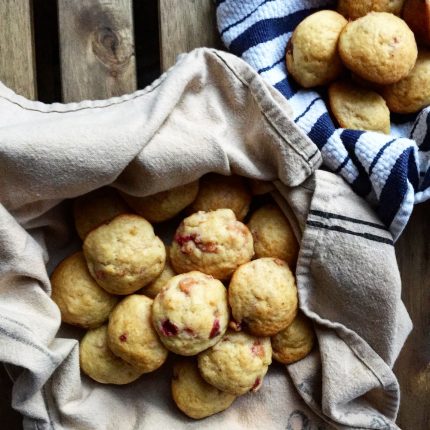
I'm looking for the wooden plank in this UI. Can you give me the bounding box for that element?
[0,2,36,426]
[0,0,37,99]
[158,0,220,71]
[394,201,430,429]
[57,0,136,102]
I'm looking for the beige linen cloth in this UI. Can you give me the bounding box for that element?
[0,48,411,430]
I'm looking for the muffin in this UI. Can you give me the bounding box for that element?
[338,12,418,85]
[83,214,165,295]
[152,271,229,355]
[329,81,391,133]
[247,204,299,268]
[248,179,275,196]
[383,50,430,113]
[228,258,298,336]
[190,174,252,221]
[73,187,129,240]
[172,360,236,419]
[271,312,315,364]
[141,246,176,299]
[403,0,430,47]
[79,325,142,384]
[338,0,405,20]
[51,252,118,328]
[170,209,254,280]
[198,330,272,395]
[107,295,168,373]
[286,10,347,88]
[122,181,199,223]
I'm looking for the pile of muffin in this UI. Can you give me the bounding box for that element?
[51,175,315,419]
[286,0,430,134]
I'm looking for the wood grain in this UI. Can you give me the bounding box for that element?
[394,201,430,430]
[0,0,37,99]
[158,0,220,71]
[57,0,136,102]
[0,2,36,426]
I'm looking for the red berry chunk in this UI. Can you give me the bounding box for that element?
[95,270,105,280]
[251,341,265,358]
[119,333,127,342]
[174,233,218,253]
[198,241,217,253]
[251,377,261,391]
[179,278,196,294]
[209,319,220,339]
[174,233,197,247]
[160,319,179,336]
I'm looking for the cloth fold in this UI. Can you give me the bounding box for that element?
[0,48,410,430]
[216,0,430,240]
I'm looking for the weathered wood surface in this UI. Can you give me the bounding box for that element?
[158,0,220,70]
[0,1,36,427]
[0,1,428,429]
[0,0,36,99]
[394,201,430,430]
[57,0,136,102]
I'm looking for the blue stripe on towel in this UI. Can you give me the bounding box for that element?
[378,149,412,226]
[274,77,298,100]
[220,0,273,35]
[308,113,335,150]
[341,130,372,197]
[419,115,430,152]
[258,57,284,74]
[369,139,396,175]
[295,97,322,122]
[229,9,318,56]
[217,0,430,240]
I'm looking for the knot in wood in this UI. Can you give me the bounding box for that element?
[91,25,132,72]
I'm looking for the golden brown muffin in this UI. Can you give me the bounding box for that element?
[228,258,298,337]
[190,174,252,221]
[141,246,176,299]
[271,312,315,364]
[83,214,165,295]
[247,204,299,268]
[152,271,229,356]
[171,209,254,280]
[328,81,391,134]
[51,252,118,329]
[121,181,199,223]
[198,330,272,395]
[383,50,430,113]
[248,179,275,195]
[402,0,430,47]
[79,325,143,384]
[107,295,168,373]
[73,187,129,240]
[286,10,347,88]
[338,0,405,19]
[172,360,236,419]
[338,12,418,85]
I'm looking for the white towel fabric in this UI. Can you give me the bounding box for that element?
[0,48,411,430]
[216,0,430,241]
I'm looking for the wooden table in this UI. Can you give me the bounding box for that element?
[0,1,428,429]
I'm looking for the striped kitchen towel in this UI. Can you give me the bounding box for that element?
[216,0,430,240]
